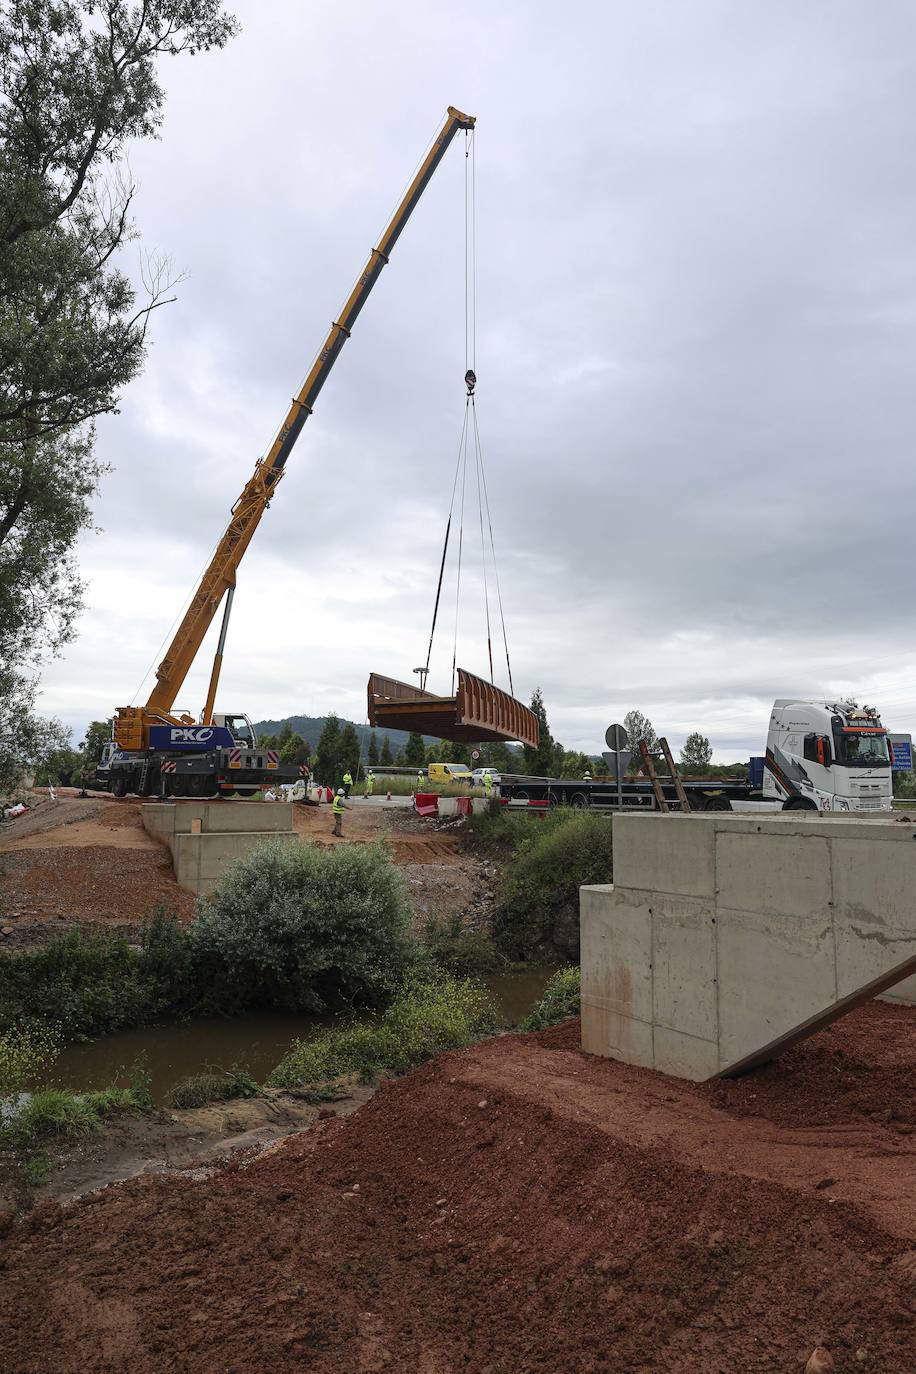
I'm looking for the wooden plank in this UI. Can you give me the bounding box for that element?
[639,741,668,812]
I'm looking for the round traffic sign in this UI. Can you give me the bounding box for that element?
[471,749,480,760]
[605,723,628,752]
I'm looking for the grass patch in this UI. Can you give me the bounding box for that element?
[519,967,581,1031]
[167,1066,259,1110]
[267,974,497,1089]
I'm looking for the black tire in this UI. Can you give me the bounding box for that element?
[703,794,732,812]
[110,774,128,799]
[569,792,589,809]
[783,796,816,811]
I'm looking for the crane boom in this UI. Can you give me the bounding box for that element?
[115,106,474,751]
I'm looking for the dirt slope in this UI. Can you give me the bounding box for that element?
[2,1010,914,1373]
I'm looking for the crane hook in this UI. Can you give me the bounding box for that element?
[465,369,476,395]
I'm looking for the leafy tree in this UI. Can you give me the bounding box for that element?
[379,735,393,766]
[79,719,113,771]
[258,732,278,750]
[0,0,237,787]
[339,723,361,779]
[279,732,310,767]
[367,731,379,766]
[522,688,558,777]
[425,745,439,767]
[680,732,712,773]
[624,709,658,769]
[404,732,426,768]
[0,664,68,791]
[277,721,294,748]
[560,750,593,779]
[34,742,82,786]
[314,714,342,787]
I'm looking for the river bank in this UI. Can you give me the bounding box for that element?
[2,1005,914,1373]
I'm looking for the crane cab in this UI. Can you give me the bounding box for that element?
[210,713,258,748]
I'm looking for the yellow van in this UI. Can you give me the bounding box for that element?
[426,762,473,785]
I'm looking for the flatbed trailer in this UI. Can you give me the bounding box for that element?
[498,772,763,812]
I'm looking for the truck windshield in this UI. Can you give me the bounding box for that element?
[833,731,890,767]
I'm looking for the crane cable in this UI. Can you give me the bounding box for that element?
[423,127,515,696]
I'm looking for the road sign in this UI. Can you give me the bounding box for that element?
[471,749,480,760]
[605,723,628,752]
[890,734,913,771]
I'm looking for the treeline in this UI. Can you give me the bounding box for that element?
[260,692,749,789]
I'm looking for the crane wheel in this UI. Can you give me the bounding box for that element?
[111,775,128,799]
[569,792,589,808]
[703,795,732,812]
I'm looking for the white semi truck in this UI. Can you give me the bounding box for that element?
[498,698,894,812]
[761,699,892,812]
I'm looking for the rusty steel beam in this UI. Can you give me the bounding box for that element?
[367,669,539,748]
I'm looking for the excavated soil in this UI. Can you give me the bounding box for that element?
[2,1009,914,1373]
[0,796,491,942]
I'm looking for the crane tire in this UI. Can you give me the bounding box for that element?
[703,795,732,812]
[111,775,128,799]
[569,792,589,808]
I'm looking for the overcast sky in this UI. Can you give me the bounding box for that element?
[37,0,916,760]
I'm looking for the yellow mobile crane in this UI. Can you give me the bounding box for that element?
[102,107,476,799]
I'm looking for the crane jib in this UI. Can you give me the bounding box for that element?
[268,114,469,476]
[139,106,474,719]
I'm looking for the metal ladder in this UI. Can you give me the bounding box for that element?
[637,738,692,813]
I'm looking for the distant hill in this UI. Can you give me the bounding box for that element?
[252,714,432,753]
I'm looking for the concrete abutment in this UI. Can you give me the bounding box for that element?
[581,813,916,1081]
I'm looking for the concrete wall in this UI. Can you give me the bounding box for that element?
[141,800,292,839]
[141,801,296,897]
[581,813,916,1081]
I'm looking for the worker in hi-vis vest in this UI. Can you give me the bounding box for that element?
[342,769,353,797]
[332,788,348,836]
[364,769,375,798]
[484,771,493,797]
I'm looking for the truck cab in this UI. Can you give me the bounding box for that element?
[764,699,892,812]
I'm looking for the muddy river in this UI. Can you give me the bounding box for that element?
[52,969,557,1104]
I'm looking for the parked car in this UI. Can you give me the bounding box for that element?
[471,768,501,786]
[427,762,473,785]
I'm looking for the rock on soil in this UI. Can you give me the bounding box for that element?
[1,1009,914,1373]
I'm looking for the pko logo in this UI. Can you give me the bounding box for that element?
[170,728,213,743]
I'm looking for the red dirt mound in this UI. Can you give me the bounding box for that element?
[1,1009,914,1373]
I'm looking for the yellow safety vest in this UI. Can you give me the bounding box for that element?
[332,794,345,815]
[343,773,353,785]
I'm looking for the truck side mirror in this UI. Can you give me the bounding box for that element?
[817,737,831,768]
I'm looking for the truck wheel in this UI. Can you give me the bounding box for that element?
[783,797,816,811]
[703,795,732,812]
[111,774,128,799]
[569,792,589,808]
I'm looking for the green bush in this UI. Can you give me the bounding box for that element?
[0,910,192,1041]
[519,966,581,1030]
[189,839,415,1015]
[168,1066,259,1110]
[492,813,613,960]
[420,912,507,977]
[268,974,497,1089]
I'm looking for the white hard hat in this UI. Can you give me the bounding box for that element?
[337,787,344,795]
